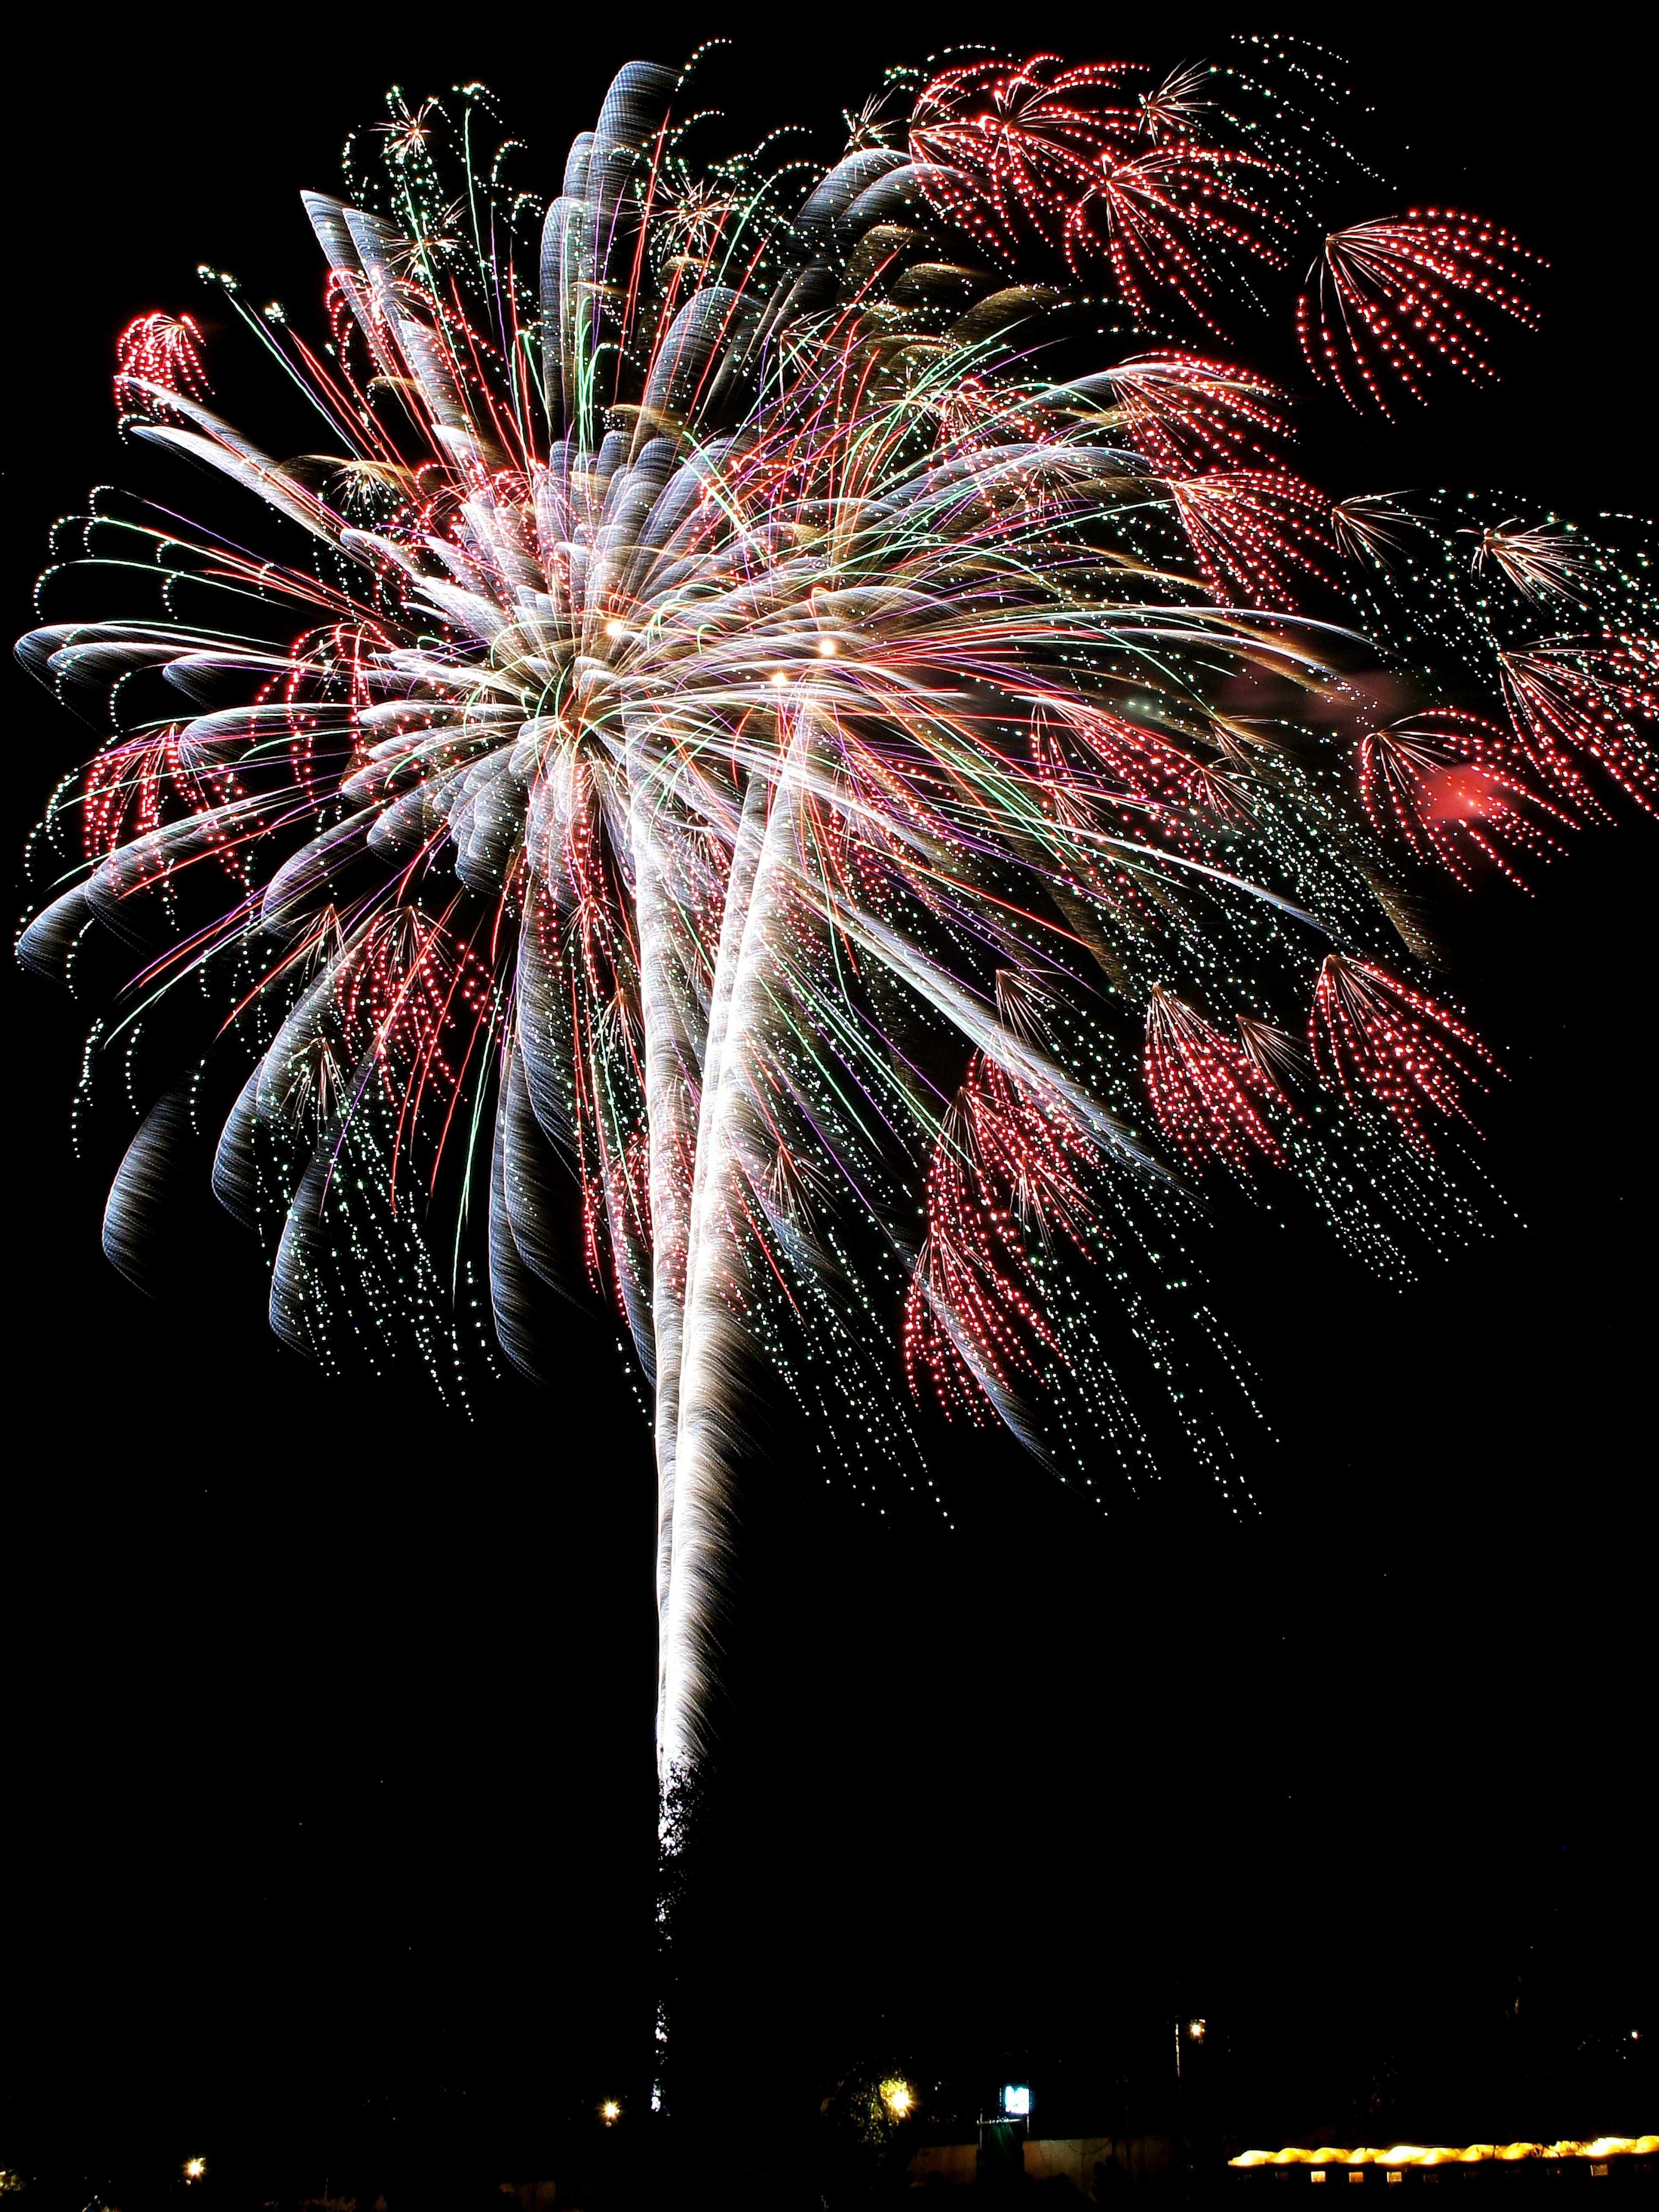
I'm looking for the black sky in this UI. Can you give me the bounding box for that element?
[4,8,1653,2201]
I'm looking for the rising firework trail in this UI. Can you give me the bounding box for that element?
[16,47,1656,1817]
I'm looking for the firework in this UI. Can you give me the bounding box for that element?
[16,50,1657,1786]
[906,54,1287,307]
[1297,210,1540,412]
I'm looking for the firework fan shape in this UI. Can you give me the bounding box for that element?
[16,48,1657,1781]
[1298,211,1540,412]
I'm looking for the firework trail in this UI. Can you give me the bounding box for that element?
[16,49,1657,1784]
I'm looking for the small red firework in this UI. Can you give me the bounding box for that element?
[1029,697,1249,840]
[909,55,1142,248]
[1500,638,1659,813]
[1067,143,1283,315]
[339,909,494,1131]
[1086,352,1291,475]
[83,729,205,862]
[114,311,210,416]
[905,1054,1092,1414]
[1144,987,1282,1173]
[1310,955,1491,1141]
[1358,709,1572,885]
[1297,210,1538,413]
[1166,467,1331,606]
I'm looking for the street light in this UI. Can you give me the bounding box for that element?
[881,2079,914,2120]
[600,2101,621,2126]
[182,2161,207,2184]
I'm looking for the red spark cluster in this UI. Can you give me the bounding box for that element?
[1092,352,1292,475]
[1297,211,1540,412]
[1144,988,1283,1173]
[1358,710,1572,886]
[1166,467,1331,606]
[114,311,210,415]
[1501,639,1659,815]
[905,1056,1093,1414]
[908,55,1283,309]
[1310,956,1491,1144]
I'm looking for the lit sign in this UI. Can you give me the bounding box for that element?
[1002,2085,1032,2118]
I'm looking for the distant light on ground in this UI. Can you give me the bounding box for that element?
[1230,2138,1659,2168]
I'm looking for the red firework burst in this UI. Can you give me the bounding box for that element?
[909,54,1284,310]
[340,910,493,1109]
[115,311,210,416]
[1500,638,1659,814]
[1027,697,1249,843]
[1297,210,1539,412]
[1310,955,1491,1141]
[1084,351,1291,475]
[83,728,221,864]
[1144,987,1283,1173]
[1358,709,1573,885]
[905,1054,1092,1414]
[1166,468,1331,606]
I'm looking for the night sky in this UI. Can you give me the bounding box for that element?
[5,9,1653,2205]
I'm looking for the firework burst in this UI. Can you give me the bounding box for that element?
[15,49,1657,1787]
[1298,209,1540,412]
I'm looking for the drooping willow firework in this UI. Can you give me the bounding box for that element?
[16,47,1657,1780]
